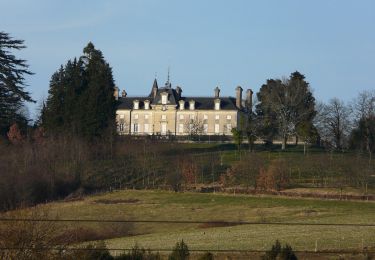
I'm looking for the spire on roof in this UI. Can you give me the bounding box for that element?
[165,67,171,88]
[153,78,158,89]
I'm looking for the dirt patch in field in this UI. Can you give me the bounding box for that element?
[94,198,140,204]
[198,221,241,229]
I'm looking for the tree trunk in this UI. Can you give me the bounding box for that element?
[281,135,287,150]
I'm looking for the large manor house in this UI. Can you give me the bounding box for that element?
[115,78,253,136]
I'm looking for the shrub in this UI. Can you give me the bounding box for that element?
[115,244,160,260]
[169,240,190,260]
[262,240,297,260]
[198,252,214,260]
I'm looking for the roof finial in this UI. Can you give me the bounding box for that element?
[167,66,170,84]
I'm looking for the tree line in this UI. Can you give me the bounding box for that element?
[1,31,374,156]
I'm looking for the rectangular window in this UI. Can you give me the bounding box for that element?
[226,115,231,120]
[133,124,139,133]
[161,123,167,134]
[215,124,220,134]
[179,123,184,133]
[162,95,167,105]
[144,124,149,133]
[215,115,220,120]
[226,124,232,133]
[203,124,208,134]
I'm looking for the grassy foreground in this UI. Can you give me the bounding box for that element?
[25,189,375,253]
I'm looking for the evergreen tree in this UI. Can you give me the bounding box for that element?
[42,42,116,139]
[0,31,34,136]
[79,42,116,139]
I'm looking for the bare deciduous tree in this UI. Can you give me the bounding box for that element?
[315,98,352,150]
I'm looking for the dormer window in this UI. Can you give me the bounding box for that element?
[161,92,168,105]
[179,100,185,110]
[214,98,220,110]
[133,100,139,110]
[144,100,150,110]
[189,100,195,110]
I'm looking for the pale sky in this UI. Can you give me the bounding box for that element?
[2,0,375,119]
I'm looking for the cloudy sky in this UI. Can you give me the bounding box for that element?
[2,0,375,118]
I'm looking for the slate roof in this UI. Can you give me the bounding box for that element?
[117,79,239,111]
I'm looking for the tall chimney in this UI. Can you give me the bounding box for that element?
[235,86,243,109]
[214,86,220,98]
[246,89,253,112]
[114,86,119,100]
[176,86,182,98]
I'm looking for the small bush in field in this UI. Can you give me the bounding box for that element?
[262,240,297,260]
[115,244,160,260]
[198,252,214,260]
[169,240,190,260]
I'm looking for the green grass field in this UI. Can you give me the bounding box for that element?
[25,189,375,254]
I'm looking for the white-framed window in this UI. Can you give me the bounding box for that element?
[162,94,167,105]
[119,123,124,132]
[215,124,220,134]
[215,115,220,120]
[179,114,184,120]
[226,124,232,133]
[144,124,149,133]
[179,123,184,133]
[203,124,208,134]
[134,114,139,120]
[203,114,208,120]
[133,123,139,133]
[226,115,231,120]
[145,114,149,120]
[161,123,167,134]
[133,100,139,110]
[144,101,150,110]
[161,114,166,120]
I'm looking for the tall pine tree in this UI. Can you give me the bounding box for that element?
[42,42,116,139]
[0,32,34,136]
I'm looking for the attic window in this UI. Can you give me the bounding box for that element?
[161,93,168,105]
[144,100,150,110]
[133,100,139,110]
[214,98,220,110]
[189,100,195,110]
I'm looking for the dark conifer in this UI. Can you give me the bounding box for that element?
[0,32,34,136]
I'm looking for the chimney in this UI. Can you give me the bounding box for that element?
[176,86,182,98]
[114,86,119,100]
[214,86,220,98]
[121,90,127,97]
[235,86,243,109]
[246,89,253,112]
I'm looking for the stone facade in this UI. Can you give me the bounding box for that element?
[115,79,252,136]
